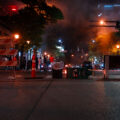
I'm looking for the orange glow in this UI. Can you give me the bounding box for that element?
[100,20,104,25]
[47,0,55,7]
[14,34,20,39]
[116,45,120,49]
[11,8,17,11]
[47,54,50,58]
[64,69,67,74]
[81,56,83,58]
[44,52,47,55]
[63,69,67,75]
[71,54,74,57]
[65,64,68,67]
[26,40,30,44]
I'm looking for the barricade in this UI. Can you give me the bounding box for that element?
[67,67,92,79]
[52,61,64,79]
[0,36,18,79]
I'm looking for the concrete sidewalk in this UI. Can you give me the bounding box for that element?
[0,71,52,82]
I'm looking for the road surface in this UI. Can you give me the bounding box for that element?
[0,72,120,120]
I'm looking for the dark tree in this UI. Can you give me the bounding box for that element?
[0,0,63,51]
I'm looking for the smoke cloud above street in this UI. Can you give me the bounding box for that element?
[45,0,98,51]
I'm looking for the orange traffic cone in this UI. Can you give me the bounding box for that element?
[32,51,36,78]
[13,56,17,61]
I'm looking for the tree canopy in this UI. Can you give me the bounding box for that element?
[0,0,64,51]
[89,31,120,56]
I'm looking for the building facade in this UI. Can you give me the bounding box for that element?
[97,0,120,19]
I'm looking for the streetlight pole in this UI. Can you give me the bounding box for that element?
[26,40,30,70]
[116,44,120,55]
[13,33,20,68]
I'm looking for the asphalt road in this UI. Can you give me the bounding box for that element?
[0,73,120,120]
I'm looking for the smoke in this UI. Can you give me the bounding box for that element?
[45,0,98,52]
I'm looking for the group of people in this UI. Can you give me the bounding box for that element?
[20,55,54,71]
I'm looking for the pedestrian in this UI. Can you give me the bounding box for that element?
[38,57,42,70]
[44,55,47,71]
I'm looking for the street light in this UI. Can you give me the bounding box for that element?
[26,40,30,44]
[47,54,50,58]
[116,44,120,55]
[92,40,96,43]
[25,40,31,70]
[116,44,120,49]
[71,54,74,57]
[14,34,20,39]
[100,20,105,25]
[58,39,62,43]
[44,52,47,56]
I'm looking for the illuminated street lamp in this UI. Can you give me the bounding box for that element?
[71,54,74,57]
[100,20,104,25]
[14,34,20,39]
[47,54,50,58]
[116,44,120,54]
[85,53,88,56]
[92,40,96,43]
[116,44,120,49]
[44,52,47,56]
[26,40,30,44]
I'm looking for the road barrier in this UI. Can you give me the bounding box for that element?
[0,36,18,79]
[67,68,92,79]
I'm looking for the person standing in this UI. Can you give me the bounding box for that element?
[38,57,41,70]
[44,55,47,71]
[50,55,54,64]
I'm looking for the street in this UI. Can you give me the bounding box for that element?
[0,72,120,120]
[1,0,120,120]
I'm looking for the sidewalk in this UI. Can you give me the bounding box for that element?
[0,71,52,82]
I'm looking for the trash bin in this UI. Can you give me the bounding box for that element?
[67,67,92,79]
[67,68,73,79]
[80,68,92,79]
[52,61,64,79]
[52,69,62,79]
[67,68,80,79]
